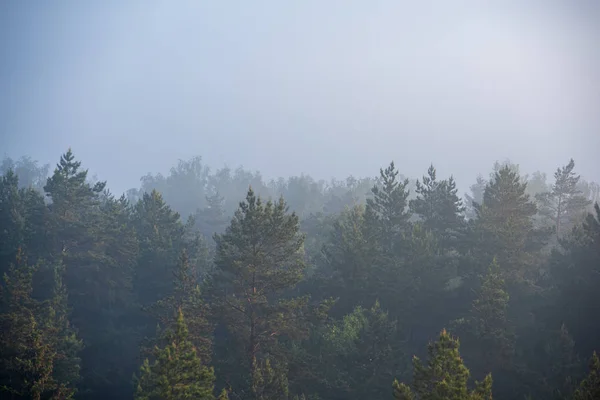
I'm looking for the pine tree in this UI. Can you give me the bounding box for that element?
[135,308,217,400]
[542,324,580,399]
[213,187,311,399]
[132,189,189,308]
[0,250,81,399]
[195,190,228,239]
[410,164,466,250]
[392,329,493,400]
[45,150,142,399]
[147,249,213,362]
[549,203,600,365]
[47,259,83,399]
[251,357,290,400]
[571,352,600,400]
[473,166,549,283]
[469,259,513,370]
[464,175,487,221]
[322,205,378,312]
[365,161,411,253]
[536,159,591,239]
[317,301,399,400]
[0,170,50,276]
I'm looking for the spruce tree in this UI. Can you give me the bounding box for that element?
[213,187,311,399]
[135,308,217,400]
[392,329,493,400]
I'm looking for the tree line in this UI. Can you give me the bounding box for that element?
[0,149,599,399]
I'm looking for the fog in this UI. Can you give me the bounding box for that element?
[3,4,600,399]
[1,1,599,194]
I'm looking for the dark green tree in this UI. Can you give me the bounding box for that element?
[0,170,51,276]
[315,301,400,400]
[146,249,213,362]
[212,187,311,399]
[135,308,218,400]
[410,165,466,250]
[549,203,600,359]
[44,150,141,399]
[321,205,378,313]
[0,250,81,400]
[473,166,549,284]
[571,352,600,400]
[392,329,493,400]
[132,189,189,308]
[470,259,513,368]
[365,161,411,253]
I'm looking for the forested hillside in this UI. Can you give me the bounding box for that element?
[1,150,599,400]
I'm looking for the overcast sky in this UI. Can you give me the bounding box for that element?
[1,1,599,195]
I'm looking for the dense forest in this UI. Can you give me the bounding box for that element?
[0,149,599,400]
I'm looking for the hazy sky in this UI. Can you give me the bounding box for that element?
[1,1,599,195]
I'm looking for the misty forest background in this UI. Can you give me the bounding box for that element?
[1,150,599,400]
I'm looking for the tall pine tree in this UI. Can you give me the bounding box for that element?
[212,187,311,399]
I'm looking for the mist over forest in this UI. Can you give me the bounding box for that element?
[2,1,600,400]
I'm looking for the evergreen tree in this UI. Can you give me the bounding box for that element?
[251,357,290,400]
[212,187,311,399]
[410,164,466,250]
[315,301,400,400]
[321,205,378,313]
[469,259,514,369]
[365,161,411,253]
[0,250,81,399]
[464,175,487,221]
[133,189,188,308]
[135,308,217,400]
[571,352,600,400]
[392,329,493,400]
[542,324,580,399]
[537,159,591,239]
[549,203,600,359]
[473,166,549,284]
[147,249,213,362]
[0,170,50,276]
[45,150,140,399]
[195,190,229,239]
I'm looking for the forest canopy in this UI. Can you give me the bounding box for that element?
[1,150,599,400]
